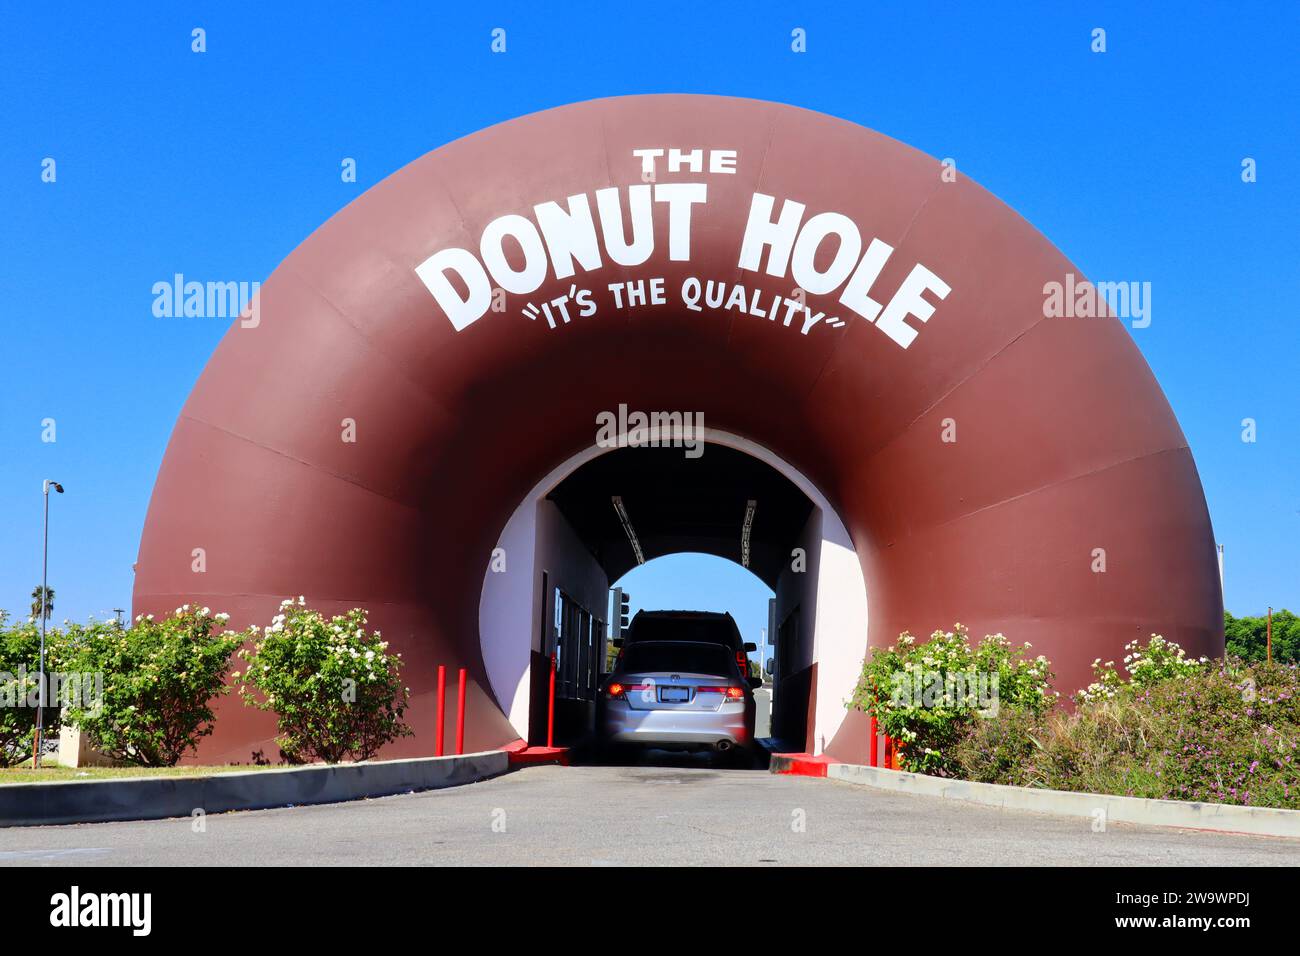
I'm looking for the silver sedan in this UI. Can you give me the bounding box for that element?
[599,640,757,756]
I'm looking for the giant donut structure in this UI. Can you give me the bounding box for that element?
[134,95,1221,763]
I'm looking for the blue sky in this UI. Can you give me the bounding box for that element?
[1,3,1296,632]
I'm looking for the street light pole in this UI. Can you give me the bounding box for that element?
[34,479,63,769]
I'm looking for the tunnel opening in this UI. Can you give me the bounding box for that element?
[600,554,776,769]
[478,432,871,758]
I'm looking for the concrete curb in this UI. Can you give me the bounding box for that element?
[0,750,510,828]
[825,762,1300,839]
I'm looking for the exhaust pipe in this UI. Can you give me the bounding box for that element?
[715,740,733,753]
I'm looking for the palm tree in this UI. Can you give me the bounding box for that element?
[31,585,54,622]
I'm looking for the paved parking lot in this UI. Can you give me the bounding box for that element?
[2,760,1298,866]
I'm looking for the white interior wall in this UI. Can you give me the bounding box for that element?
[808,512,871,754]
[478,486,609,737]
[772,504,872,753]
[775,508,823,677]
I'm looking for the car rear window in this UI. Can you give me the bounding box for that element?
[621,642,734,675]
[628,616,738,647]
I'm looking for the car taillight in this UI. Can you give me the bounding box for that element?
[700,685,745,700]
[606,682,625,699]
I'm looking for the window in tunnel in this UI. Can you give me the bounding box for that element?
[554,587,599,702]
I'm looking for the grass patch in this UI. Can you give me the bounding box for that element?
[0,763,278,784]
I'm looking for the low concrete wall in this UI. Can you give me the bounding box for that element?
[827,762,1300,839]
[0,750,510,828]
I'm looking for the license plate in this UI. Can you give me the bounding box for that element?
[659,686,690,702]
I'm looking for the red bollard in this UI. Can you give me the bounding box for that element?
[869,715,878,768]
[455,667,467,755]
[435,665,446,757]
[547,652,556,748]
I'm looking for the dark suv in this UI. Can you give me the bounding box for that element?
[616,610,758,677]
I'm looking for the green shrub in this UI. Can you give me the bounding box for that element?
[951,636,1300,810]
[1094,662,1300,807]
[61,606,243,766]
[954,703,1154,794]
[237,598,412,763]
[949,706,1046,785]
[1225,610,1300,664]
[0,612,66,767]
[850,624,1055,776]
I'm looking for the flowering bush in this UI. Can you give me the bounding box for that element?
[237,598,412,763]
[1128,662,1300,807]
[0,612,66,766]
[1076,634,1209,704]
[61,606,243,766]
[955,661,1300,809]
[850,624,1055,776]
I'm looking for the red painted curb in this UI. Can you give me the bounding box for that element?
[507,746,571,767]
[771,753,839,777]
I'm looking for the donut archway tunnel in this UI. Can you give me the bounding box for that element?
[133,94,1222,763]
